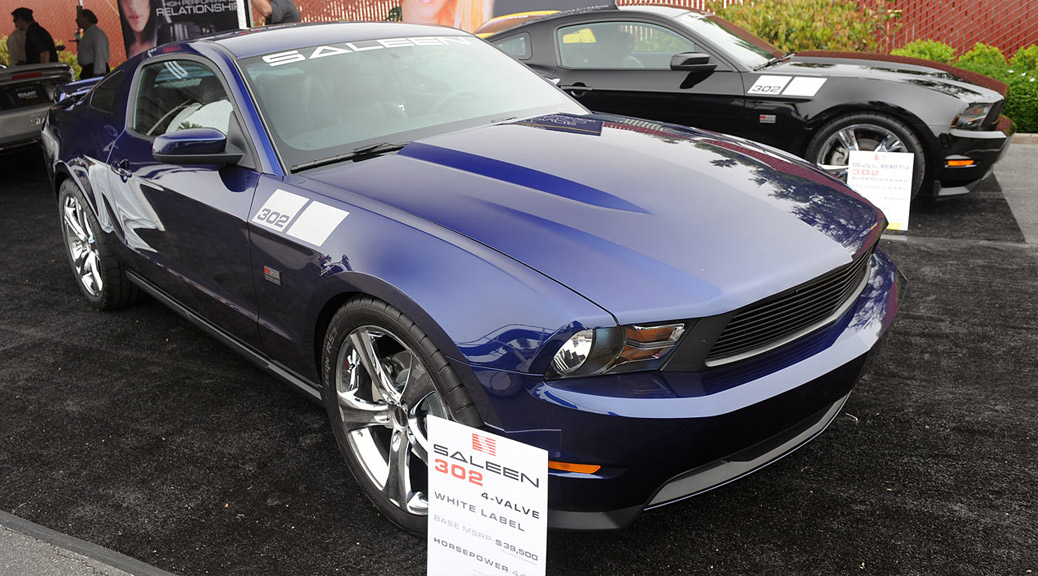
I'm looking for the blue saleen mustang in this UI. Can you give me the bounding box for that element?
[43,22,904,533]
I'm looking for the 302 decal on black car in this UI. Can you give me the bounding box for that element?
[485,5,1015,199]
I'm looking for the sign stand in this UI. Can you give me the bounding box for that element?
[427,417,547,576]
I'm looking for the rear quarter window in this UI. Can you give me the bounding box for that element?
[493,33,532,60]
[89,70,124,114]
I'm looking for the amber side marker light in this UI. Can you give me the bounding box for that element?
[947,159,975,167]
[548,461,601,474]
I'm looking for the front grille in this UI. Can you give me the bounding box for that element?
[705,246,875,366]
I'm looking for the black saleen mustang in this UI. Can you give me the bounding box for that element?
[485,5,1015,199]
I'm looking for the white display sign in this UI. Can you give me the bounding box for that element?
[427,417,547,576]
[846,150,914,231]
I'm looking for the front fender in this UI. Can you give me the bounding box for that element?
[248,182,615,408]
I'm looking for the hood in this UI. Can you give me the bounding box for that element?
[308,114,884,324]
[781,51,1006,100]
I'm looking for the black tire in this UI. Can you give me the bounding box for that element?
[57,179,139,309]
[321,296,482,534]
[806,112,928,199]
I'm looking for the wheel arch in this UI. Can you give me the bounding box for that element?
[303,245,614,425]
[801,102,941,187]
[310,275,474,392]
[804,102,939,152]
[50,161,74,199]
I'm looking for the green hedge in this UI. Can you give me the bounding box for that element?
[1004,69,1038,133]
[704,0,902,53]
[956,43,1009,80]
[1009,46,1038,73]
[891,39,956,63]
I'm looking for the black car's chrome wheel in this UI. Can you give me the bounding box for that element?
[58,179,138,309]
[807,112,927,199]
[322,297,481,534]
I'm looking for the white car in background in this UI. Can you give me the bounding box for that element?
[0,62,74,153]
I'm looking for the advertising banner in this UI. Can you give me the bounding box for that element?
[390,0,612,33]
[427,417,547,576]
[491,0,613,17]
[117,0,242,58]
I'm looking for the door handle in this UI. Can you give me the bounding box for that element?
[559,84,593,94]
[113,159,131,180]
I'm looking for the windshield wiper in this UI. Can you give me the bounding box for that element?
[754,52,795,71]
[291,142,408,172]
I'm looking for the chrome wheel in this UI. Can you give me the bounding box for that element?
[61,193,103,297]
[814,123,909,180]
[333,325,449,517]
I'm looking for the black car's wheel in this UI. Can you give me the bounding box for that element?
[806,112,927,198]
[322,297,482,534]
[58,179,139,309]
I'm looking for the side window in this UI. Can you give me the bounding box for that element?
[89,70,124,114]
[493,33,532,60]
[557,22,695,70]
[133,60,233,137]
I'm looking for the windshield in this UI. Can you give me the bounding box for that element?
[239,35,584,171]
[672,12,782,69]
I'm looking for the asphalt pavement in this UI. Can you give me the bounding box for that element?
[2,138,1036,576]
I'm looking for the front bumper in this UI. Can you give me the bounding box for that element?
[931,115,1015,198]
[468,248,905,530]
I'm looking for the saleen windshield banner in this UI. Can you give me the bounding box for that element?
[427,417,547,576]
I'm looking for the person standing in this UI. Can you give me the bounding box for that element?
[251,0,301,25]
[75,9,110,79]
[6,26,26,65]
[11,8,58,64]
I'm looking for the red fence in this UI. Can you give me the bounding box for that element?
[620,0,1038,56]
[10,0,1038,68]
[885,0,1037,57]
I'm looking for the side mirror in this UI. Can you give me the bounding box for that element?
[153,127,243,165]
[670,52,717,72]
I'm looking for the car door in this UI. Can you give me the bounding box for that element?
[547,19,748,135]
[106,57,262,347]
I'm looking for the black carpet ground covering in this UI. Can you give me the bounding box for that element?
[2,148,1036,575]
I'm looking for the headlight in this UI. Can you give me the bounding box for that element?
[548,323,687,379]
[953,103,992,130]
